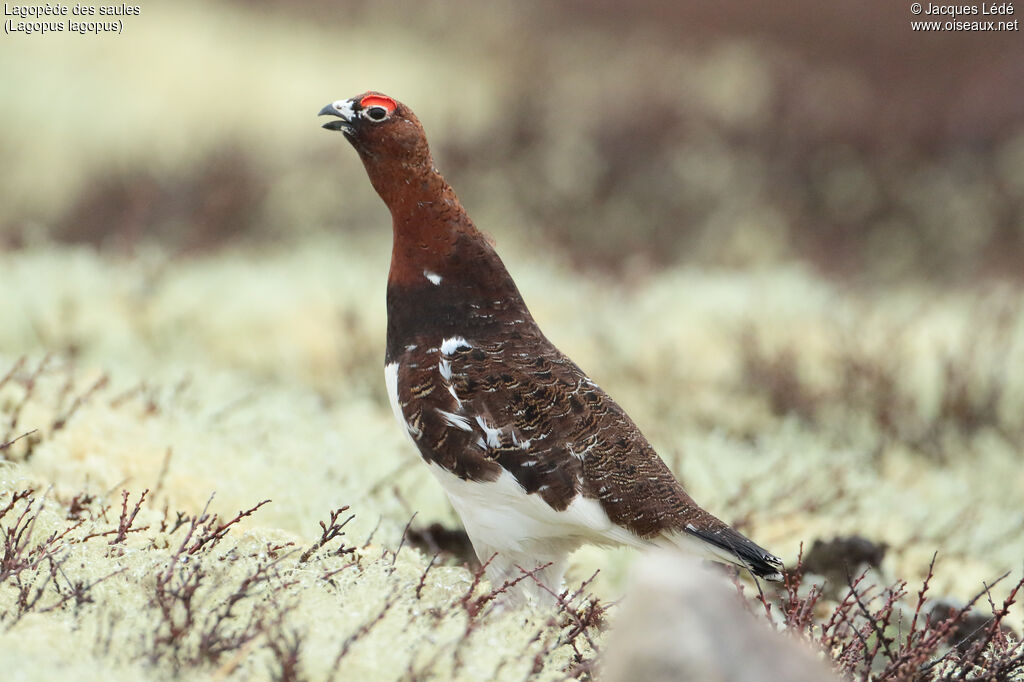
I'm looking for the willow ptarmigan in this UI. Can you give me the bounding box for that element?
[319,92,784,602]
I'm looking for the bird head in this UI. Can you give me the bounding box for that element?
[318,92,430,167]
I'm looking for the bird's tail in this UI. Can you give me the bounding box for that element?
[663,523,784,582]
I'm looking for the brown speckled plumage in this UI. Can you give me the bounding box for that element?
[320,92,783,598]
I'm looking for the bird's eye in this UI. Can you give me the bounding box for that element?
[365,106,388,122]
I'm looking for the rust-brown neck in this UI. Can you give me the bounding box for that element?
[362,154,538,362]
[357,149,480,287]
[388,167,478,288]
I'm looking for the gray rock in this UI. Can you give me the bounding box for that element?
[602,551,840,682]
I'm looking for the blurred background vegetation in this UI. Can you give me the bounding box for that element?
[2,0,1022,283]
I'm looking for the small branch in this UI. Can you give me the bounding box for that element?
[186,499,271,555]
[415,553,439,600]
[392,512,418,566]
[0,429,37,453]
[109,489,149,545]
[52,373,110,431]
[299,506,355,563]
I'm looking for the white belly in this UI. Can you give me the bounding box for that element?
[426,461,640,558]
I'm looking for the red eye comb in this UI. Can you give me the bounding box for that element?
[360,94,397,113]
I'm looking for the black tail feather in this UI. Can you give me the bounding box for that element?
[685,524,785,581]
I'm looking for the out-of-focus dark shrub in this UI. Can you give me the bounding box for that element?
[51,148,268,254]
[433,0,1024,282]
[32,1,1024,282]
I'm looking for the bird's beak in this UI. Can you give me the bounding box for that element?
[318,99,356,134]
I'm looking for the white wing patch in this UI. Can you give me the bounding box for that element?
[475,415,503,449]
[424,270,442,285]
[437,408,473,431]
[434,340,470,433]
[440,336,470,355]
[437,338,469,406]
[384,362,404,427]
[439,357,453,381]
[471,414,533,451]
[384,362,420,443]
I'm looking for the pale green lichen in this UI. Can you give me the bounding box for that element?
[2,240,1022,679]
